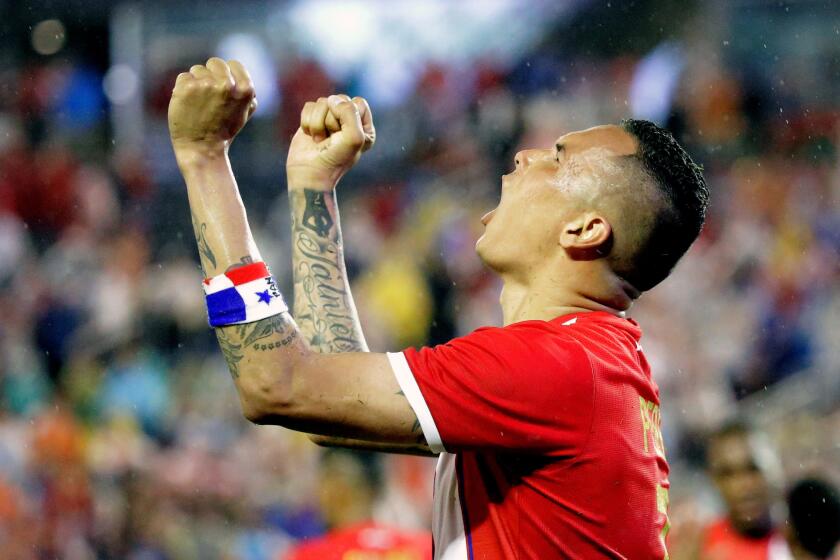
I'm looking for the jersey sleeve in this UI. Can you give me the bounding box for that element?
[388,321,594,455]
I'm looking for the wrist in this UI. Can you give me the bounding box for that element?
[173,140,229,168]
[286,165,342,192]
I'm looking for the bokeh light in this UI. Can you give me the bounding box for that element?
[103,64,140,105]
[31,19,66,56]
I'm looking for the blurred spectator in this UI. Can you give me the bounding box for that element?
[285,522,431,560]
[285,450,432,559]
[785,478,840,560]
[672,421,791,559]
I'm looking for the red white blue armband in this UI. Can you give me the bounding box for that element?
[203,262,287,327]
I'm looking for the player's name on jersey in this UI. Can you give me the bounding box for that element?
[639,396,665,457]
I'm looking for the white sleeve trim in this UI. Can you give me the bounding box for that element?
[387,352,446,454]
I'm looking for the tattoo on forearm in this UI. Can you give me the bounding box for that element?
[241,314,297,349]
[226,256,254,272]
[396,390,425,443]
[216,327,244,378]
[291,189,365,353]
[214,314,298,379]
[192,217,217,273]
[301,190,334,237]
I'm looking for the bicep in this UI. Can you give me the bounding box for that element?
[400,328,594,454]
[266,352,427,446]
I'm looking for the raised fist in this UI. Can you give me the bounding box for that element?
[168,57,257,153]
[286,94,376,189]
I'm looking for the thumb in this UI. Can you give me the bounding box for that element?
[327,95,365,150]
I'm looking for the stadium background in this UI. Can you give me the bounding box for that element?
[0,0,837,557]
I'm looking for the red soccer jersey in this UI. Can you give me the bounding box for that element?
[387,311,670,559]
[284,523,432,560]
[699,518,791,560]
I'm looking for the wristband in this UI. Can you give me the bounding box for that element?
[203,262,287,327]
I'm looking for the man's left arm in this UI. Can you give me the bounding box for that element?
[284,94,436,456]
[169,58,426,446]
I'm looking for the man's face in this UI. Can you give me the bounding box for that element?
[475,125,638,273]
[708,434,774,534]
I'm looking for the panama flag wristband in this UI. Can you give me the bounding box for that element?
[203,262,288,327]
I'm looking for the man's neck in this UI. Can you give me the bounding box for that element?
[499,273,627,326]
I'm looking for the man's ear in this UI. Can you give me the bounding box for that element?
[559,212,613,259]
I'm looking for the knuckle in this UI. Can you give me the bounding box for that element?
[348,130,364,147]
[234,84,255,98]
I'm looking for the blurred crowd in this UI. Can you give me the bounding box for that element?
[0,2,838,559]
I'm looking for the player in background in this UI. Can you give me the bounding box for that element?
[283,450,432,559]
[784,478,840,560]
[673,421,791,560]
[168,58,708,559]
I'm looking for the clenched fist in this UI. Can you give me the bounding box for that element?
[168,57,257,155]
[286,94,376,189]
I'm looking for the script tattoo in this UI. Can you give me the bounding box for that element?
[290,189,365,353]
[192,217,217,273]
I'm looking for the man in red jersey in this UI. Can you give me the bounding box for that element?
[169,58,708,559]
[697,422,791,560]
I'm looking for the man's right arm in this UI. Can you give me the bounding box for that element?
[286,95,435,456]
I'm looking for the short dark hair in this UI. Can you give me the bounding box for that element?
[788,478,840,558]
[704,418,753,465]
[708,418,752,442]
[700,416,760,468]
[618,119,709,291]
